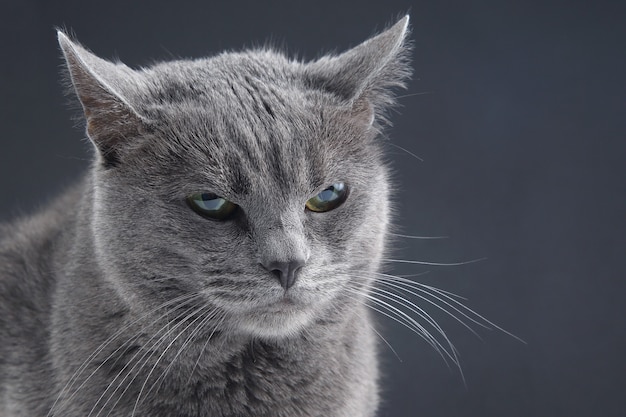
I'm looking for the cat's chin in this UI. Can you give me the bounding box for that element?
[235,300,316,340]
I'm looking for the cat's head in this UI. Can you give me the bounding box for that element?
[59,17,411,339]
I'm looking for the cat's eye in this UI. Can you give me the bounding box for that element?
[186,192,238,220]
[305,182,348,213]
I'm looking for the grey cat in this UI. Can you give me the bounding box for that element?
[0,16,411,417]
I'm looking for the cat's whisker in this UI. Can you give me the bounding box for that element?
[147,308,220,396]
[343,285,459,370]
[131,305,218,416]
[353,291,457,373]
[395,91,432,99]
[412,282,468,300]
[419,282,527,344]
[337,291,403,362]
[344,285,439,348]
[364,272,490,334]
[100,303,213,417]
[364,270,525,343]
[348,284,466,382]
[348,279,463,364]
[185,312,228,386]
[48,292,202,416]
[368,271,495,333]
[383,257,488,267]
[377,275,481,315]
[88,306,195,417]
[375,278,486,340]
[356,281,451,339]
[384,141,424,162]
[367,317,402,362]
[344,286,439,355]
[395,271,432,279]
[88,301,207,417]
[140,308,225,406]
[389,232,449,239]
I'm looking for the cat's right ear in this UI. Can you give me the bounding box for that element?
[57,31,146,167]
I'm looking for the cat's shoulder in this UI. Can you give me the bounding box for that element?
[0,178,87,273]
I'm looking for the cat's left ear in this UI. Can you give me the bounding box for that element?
[58,31,147,167]
[306,16,412,129]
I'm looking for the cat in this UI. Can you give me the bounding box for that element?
[0,16,412,417]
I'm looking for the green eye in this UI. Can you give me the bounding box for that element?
[305,182,348,213]
[186,192,238,220]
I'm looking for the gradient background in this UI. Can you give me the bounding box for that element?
[1,1,624,416]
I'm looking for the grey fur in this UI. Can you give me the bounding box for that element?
[0,16,411,417]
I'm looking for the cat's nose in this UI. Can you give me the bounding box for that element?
[262,259,305,290]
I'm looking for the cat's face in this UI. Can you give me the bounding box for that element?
[60,18,410,339]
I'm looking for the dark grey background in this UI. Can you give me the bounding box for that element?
[1,1,624,416]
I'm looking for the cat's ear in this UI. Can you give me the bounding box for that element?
[307,16,412,129]
[57,31,146,167]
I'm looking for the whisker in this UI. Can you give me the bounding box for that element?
[88,301,206,417]
[347,288,440,357]
[365,272,490,330]
[415,283,468,300]
[48,292,201,416]
[101,303,212,417]
[368,320,402,363]
[351,280,462,361]
[340,292,403,363]
[364,283,451,342]
[369,271,467,301]
[148,308,219,394]
[347,283,468,382]
[185,313,228,386]
[139,308,225,407]
[344,286,459,370]
[389,233,448,240]
[420,283,527,344]
[395,91,433,99]
[383,257,487,267]
[345,286,439,348]
[396,271,432,279]
[362,270,525,343]
[374,277,487,338]
[385,142,424,162]
[357,292,459,376]
[131,305,216,416]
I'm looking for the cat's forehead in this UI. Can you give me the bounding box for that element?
[142,52,368,198]
[147,51,332,149]
[154,100,352,202]
[147,51,309,108]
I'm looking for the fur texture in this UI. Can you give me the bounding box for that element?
[0,16,411,417]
